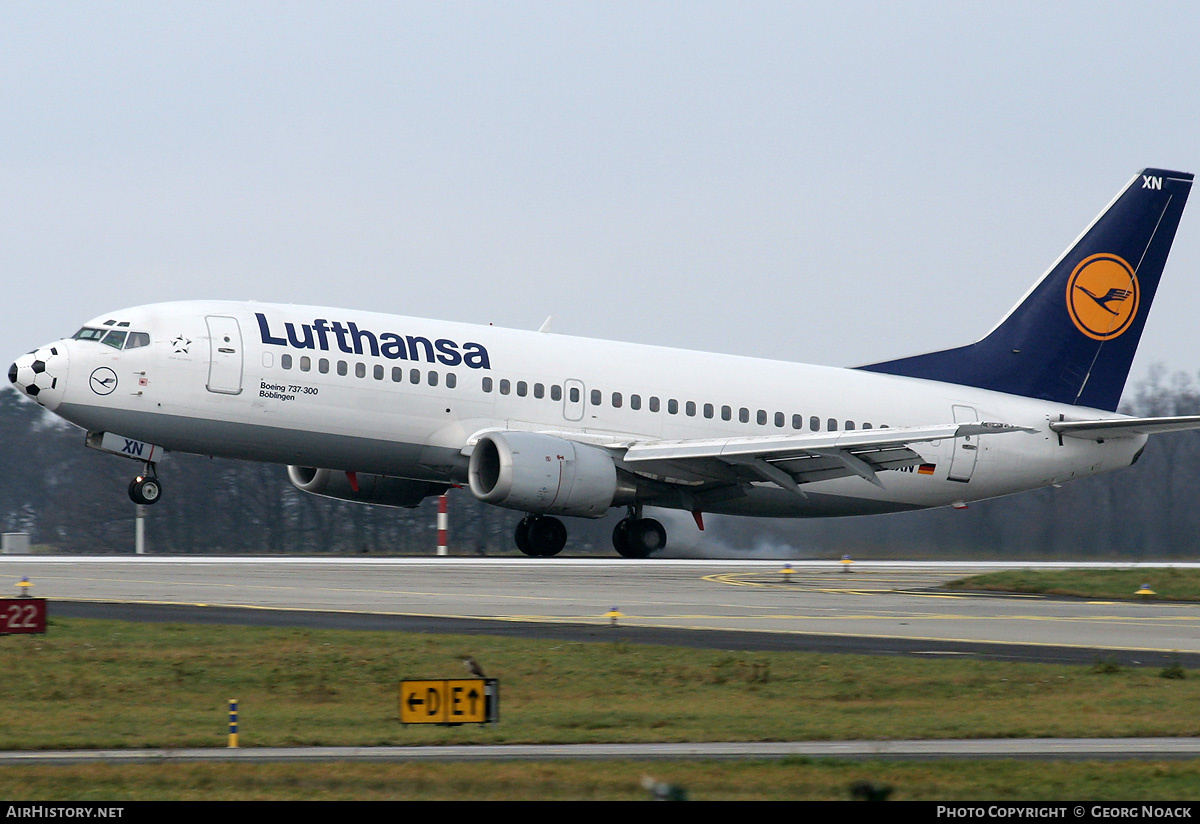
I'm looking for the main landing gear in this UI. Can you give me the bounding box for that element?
[128,463,163,506]
[515,514,568,557]
[612,508,666,558]
[513,506,672,556]
[513,507,668,558]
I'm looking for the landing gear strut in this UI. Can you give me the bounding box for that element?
[612,507,666,558]
[514,514,567,557]
[128,463,163,506]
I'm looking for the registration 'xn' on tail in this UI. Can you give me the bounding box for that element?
[859,169,1193,412]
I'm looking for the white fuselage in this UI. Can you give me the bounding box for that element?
[26,300,1143,519]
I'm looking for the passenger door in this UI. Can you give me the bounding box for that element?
[205,315,244,395]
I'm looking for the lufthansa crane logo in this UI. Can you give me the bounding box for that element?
[89,367,118,395]
[1065,253,1140,341]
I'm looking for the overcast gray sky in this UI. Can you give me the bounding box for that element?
[4,2,1199,394]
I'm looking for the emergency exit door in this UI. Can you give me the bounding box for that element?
[947,404,979,482]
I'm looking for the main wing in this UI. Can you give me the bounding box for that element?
[612,421,1033,494]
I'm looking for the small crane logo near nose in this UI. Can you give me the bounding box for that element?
[89,367,118,395]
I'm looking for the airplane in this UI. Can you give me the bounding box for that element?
[8,168,1200,558]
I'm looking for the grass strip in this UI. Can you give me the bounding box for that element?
[946,569,1200,601]
[2,617,1199,751]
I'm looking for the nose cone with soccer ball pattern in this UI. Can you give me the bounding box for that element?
[9,343,69,411]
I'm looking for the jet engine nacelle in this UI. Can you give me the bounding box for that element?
[468,431,630,518]
[287,466,446,508]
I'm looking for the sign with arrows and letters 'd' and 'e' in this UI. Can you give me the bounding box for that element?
[400,679,498,725]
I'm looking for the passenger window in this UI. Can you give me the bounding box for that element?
[845,421,855,430]
[533,383,544,399]
[722,405,732,421]
[703,403,714,419]
[411,369,421,384]
[337,361,348,376]
[649,396,660,412]
[281,354,292,370]
[482,377,493,392]
[590,389,601,406]
[792,414,802,430]
[757,410,767,425]
[124,332,151,349]
[355,363,366,378]
[631,394,642,410]
[739,408,749,423]
[551,385,562,401]
[428,371,438,387]
[828,418,838,431]
[447,373,457,389]
[810,416,820,431]
[569,386,579,403]
[300,356,311,372]
[319,358,330,374]
[612,392,622,408]
[500,379,511,395]
[862,422,872,429]
[668,399,679,414]
[685,401,696,417]
[516,381,527,397]
[393,367,404,382]
[373,365,384,380]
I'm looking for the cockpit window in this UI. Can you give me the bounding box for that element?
[101,330,127,349]
[74,327,150,350]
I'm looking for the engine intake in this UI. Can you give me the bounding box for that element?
[287,466,446,508]
[468,431,628,517]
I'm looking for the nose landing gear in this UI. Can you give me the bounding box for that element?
[128,464,163,506]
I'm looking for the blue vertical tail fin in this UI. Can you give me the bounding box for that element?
[858,169,1193,411]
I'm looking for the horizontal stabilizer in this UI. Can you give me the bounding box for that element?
[1049,415,1200,440]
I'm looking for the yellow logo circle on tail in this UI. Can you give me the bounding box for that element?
[1066,253,1139,341]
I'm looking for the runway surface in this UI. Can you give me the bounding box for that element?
[7,556,1200,763]
[5,557,1200,667]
